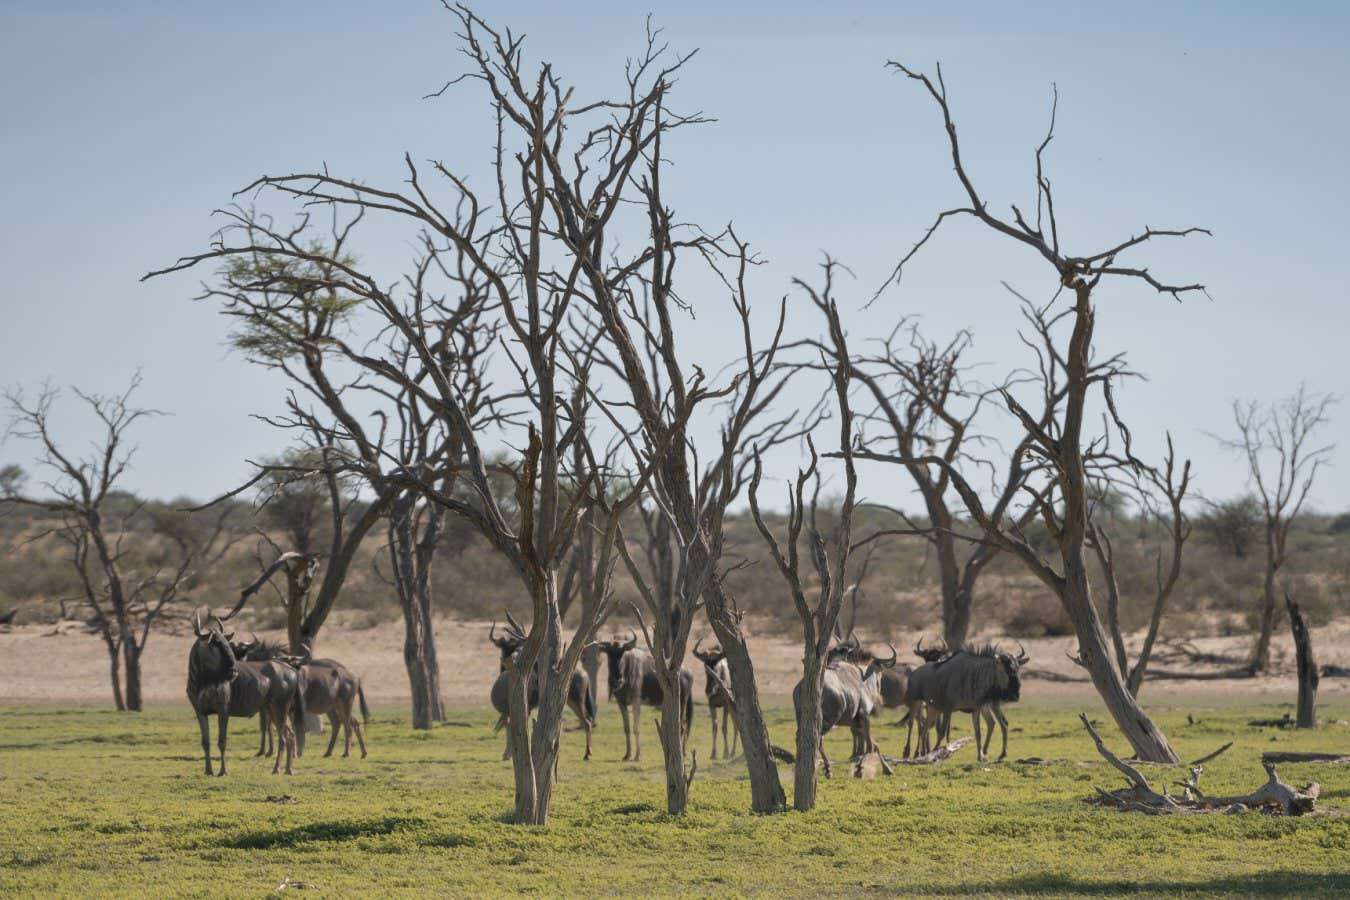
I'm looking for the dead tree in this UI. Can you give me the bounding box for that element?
[793,311,1043,650]
[1080,714,1319,816]
[147,7,694,825]
[874,61,1213,762]
[583,220,803,814]
[1220,386,1337,673]
[1089,435,1193,697]
[747,260,859,811]
[1286,593,1318,728]
[2,378,237,710]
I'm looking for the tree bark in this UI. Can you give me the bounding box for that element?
[122,639,143,712]
[106,639,125,712]
[793,657,824,811]
[706,582,786,814]
[1251,550,1278,673]
[658,672,690,815]
[391,494,447,730]
[1287,595,1318,729]
[942,584,973,651]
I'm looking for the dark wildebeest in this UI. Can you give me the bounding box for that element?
[793,639,898,777]
[912,641,1027,761]
[488,619,595,761]
[186,612,304,776]
[231,637,370,760]
[597,632,694,762]
[691,639,738,760]
[897,635,952,758]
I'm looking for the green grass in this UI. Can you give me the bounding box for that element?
[1,697,1348,897]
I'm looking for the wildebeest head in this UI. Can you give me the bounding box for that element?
[860,641,898,683]
[597,631,638,698]
[993,642,1028,702]
[691,637,725,669]
[488,611,528,672]
[914,635,949,664]
[190,611,238,685]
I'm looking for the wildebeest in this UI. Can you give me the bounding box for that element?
[186,612,305,776]
[691,638,738,760]
[793,638,898,777]
[597,632,694,762]
[231,636,370,760]
[909,641,1027,761]
[896,635,953,758]
[488,619,596,761]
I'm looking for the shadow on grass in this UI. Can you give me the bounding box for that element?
[0,732,150,751]
[221,815,423,849]
[904,871,1350,896]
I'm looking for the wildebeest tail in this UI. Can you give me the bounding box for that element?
[770,744,796,764]
[358,682,370,723]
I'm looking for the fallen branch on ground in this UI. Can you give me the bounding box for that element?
[1247,713,1294,728]
[1023,668,1089,683]
[1079,713,1319,816]
[1261,751,1350,765]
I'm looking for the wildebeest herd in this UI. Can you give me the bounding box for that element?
[185,609,1026,777]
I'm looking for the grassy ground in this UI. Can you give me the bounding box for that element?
[1,696,1348,898]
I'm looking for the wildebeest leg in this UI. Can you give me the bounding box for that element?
[708,704,718,760]
[256,710,268,757]
[272,704,286,775]
[993,705,1009,762]
[502,719,512,761]
[972,711,985,762]
[197,712,213,776]
[324,710,341,757]
[632,702,641,762]
[981,707,995,758]
[726,708,738,758]
[819,740,832,779]
[350,713,367,759]
[860,716,893,776]
[619,703,632,761]
[339,700,354,758]
[282,705,297,775]
[216,710,229,777]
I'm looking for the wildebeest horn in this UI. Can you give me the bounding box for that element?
[915,634,925,654]
[622,629,638,651]
[192,610,206,638]
[503,609,526,637]
[693,637,704,657]
[1015,641,1029,664]
[879,641,898,668]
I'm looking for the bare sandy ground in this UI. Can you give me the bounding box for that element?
[2,613,1347,707]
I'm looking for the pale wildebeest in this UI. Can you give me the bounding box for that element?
[793,639,898,778]
[232,637,370,760]
[488,619,596,761]
[691,639,738,760]
[911,641,1027,761]
[597,632,694,762]
[186,612,305,776]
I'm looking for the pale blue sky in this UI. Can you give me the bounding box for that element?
[2,1,1347,512]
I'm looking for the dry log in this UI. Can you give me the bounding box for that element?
[1079,713,1319,816]
[1261,751,1350,765]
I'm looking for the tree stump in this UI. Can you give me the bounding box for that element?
[1286,593,1318,729]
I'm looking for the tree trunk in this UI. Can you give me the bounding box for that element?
[793,657,824,811]
[505,666,537,824]
[1250,553,1278,673]
[1287,596,1318,729]
[106,639,125,712]
[658,671,689,815]
[706,583,786,814]
[525,599,566,827]
[1062,561,1177,762]
[942,584,973,651]
[122,639,143,712]
[391,499,446,730]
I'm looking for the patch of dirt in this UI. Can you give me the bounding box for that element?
[1,615,1347,707]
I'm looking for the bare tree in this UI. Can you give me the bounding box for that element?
[147,6,703,824]
[2,379,237,710]
[1196,495,1261,559]
[872,61,1213,761]
[747,261,857,811]
[793,311,1043,649]
[1090,435,1193,697]
[1220,385,1337,673]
